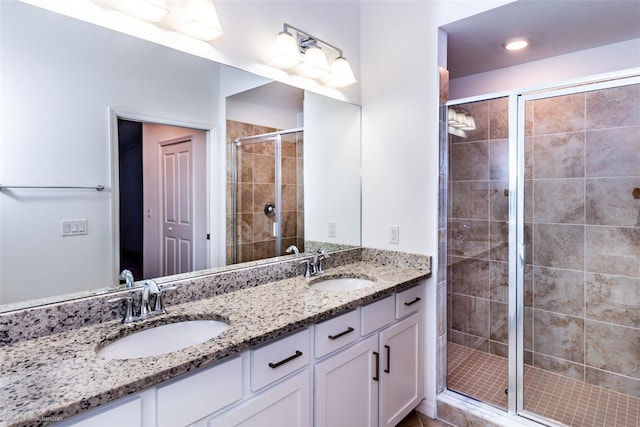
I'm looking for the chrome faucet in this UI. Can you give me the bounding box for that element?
[300,249,330,278]
[139,280,159,319]
[119,269,134,288]
[109,280,177,323]
[286,245,300,257]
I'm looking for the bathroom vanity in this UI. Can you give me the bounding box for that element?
[0,249,431,427]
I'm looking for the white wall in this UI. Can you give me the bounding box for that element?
[358,0,529,417]
[0,1,221,302]
[304,91,361,246]
[19,0,362,105]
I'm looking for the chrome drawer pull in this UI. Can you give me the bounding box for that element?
[404,297,421,306]
[328,326,355,340]
[268,350,303,369]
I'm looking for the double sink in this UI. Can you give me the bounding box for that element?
[97,276,376,360]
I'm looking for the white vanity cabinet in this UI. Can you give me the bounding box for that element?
[56,395,145,427]
[378,312,423,427]
[156,356,243,427]
[58,281,424,427]
[315,282,425,427]
[207,371,311,427]
[315,336,379,426]
[193,329,312,427]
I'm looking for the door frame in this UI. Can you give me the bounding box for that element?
[108,107,216,284]
[441,67,640,426]
[511,74,640,424]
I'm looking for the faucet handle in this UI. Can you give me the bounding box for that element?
[316,249,330,274]
[108,295,135,324]
[153,286,177,314]
[119,269,134,288]
[299,259,313,278]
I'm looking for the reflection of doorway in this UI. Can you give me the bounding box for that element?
[160,138,193,276]
[117,119,207,280]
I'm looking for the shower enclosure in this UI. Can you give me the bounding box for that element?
[228,127,304,265]
[443,75,639,426]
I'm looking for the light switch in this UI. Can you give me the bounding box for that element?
[328,221,337,238]
[61,220,88,236]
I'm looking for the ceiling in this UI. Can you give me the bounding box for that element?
[442,0,640,79]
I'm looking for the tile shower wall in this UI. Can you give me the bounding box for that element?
[226,120,304,264]
[447,97,511,360]
[447,83,640,398]
[524,83,640,397]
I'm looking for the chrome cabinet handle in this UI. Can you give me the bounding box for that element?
[384,345,391,373]
[373,351,379,381]
[268,351,303,369]
[328,327,354,340]
[404,297,421,306]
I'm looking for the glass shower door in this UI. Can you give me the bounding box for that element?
[447,96,511,410]
[518,79,640,426]
[230,129,304,264]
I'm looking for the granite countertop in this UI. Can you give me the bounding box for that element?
[0,260,429,427]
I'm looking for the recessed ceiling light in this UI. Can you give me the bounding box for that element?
[502,38,530,51]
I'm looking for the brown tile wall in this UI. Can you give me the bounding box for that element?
[444,82,640,398]
[447,96,511,360]
[226,120,304,264]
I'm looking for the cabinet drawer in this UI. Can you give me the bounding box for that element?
[251,328,310,391]
[395,283,424,318]
[315,310,360,358]
[59,396,142,427]
[360,295,395,336]
[156,356,243,427]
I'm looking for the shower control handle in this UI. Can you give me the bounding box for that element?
[264,203,276,217]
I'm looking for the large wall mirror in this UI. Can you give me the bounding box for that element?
[0,1,362,311]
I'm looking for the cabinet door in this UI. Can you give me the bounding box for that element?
[379,312,423,427]
[58,397,142,427]
[157,356,243,427]
[315,336,378,427]
[208,371,311,427]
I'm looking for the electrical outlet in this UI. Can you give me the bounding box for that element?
[389,225,399,244]
[328,221,337,238]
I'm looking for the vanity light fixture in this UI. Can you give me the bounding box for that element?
[118,0,168,23]
[175,0,223,41]
[91,0,223,41]
[269,23,357,88]
[269,29,302,69]
[448,107,476,137]
[502,38,530,51]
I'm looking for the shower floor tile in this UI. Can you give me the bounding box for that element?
[447,343,640,427]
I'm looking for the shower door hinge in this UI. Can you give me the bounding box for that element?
[206,233,210,240]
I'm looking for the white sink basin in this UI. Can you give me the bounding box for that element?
[310,277,375,292]
[97,320,229,360]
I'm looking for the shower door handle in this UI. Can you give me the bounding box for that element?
[519,242,526,267]
[272,222,279,237]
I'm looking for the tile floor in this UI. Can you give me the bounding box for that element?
[396,410,454,427]
[447,343,640,427]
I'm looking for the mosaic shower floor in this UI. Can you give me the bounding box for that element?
[448,343,640,426]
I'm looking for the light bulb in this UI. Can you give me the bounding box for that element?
[324,56,357,88]
[177,0,223,41]
[297,45,330,79]
[269,31,302,69]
